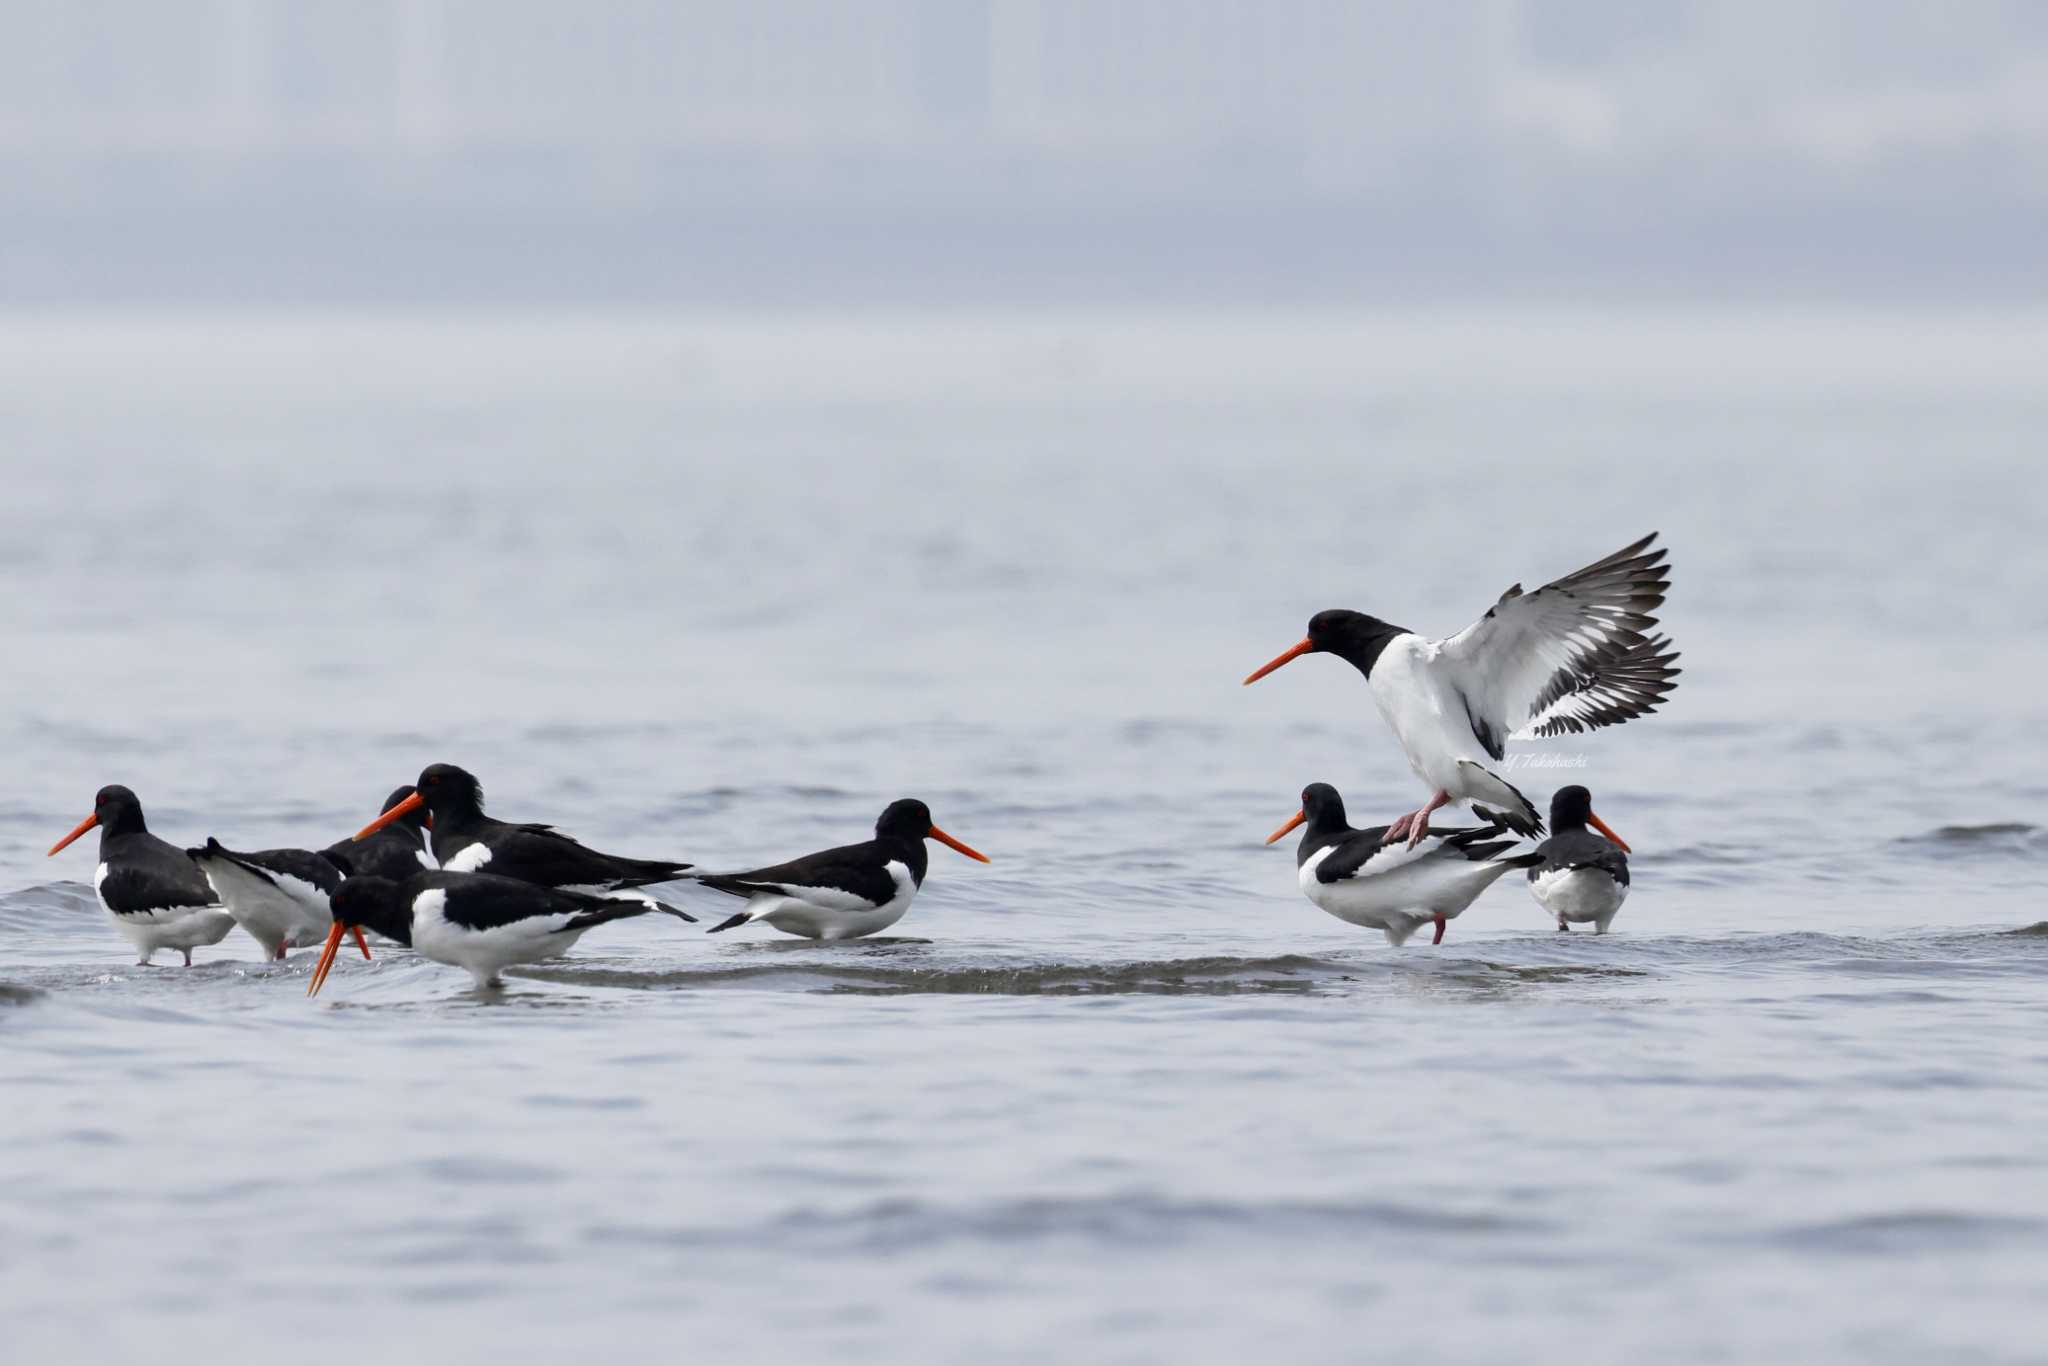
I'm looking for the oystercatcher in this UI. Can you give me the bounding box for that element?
[187,838,370,963]
[308,871,696,993]
[47,786,236,965]
[699,798,989,940]
[352,763,690,891]
[1526,785,1631,933]
[1243,532,1679,846]
[1267,782,1540,945]
[322,785,435,882]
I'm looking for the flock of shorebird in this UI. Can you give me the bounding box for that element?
[44,534,1676,993]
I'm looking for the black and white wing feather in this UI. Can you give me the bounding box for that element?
[1312,819,1528,883]
[1516,631,1680,740]
[1435,532,1680,757]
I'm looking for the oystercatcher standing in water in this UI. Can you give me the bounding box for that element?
[1243,533,1680,846]
[1526,786,1632,933]
[699,798,989,941]
[323,785,435,882]
[352,764,691,892]
[48,786,236,965]
[308,871,696,993]
[1267,782,1540,946]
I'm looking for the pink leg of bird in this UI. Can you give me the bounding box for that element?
[1432,913,1447,945]
[1383,811,1416,844]
[1404,789,1452,849]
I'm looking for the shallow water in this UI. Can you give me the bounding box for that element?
[2,309,2045,1364]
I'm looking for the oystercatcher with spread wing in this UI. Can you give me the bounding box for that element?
[308,871,696,993]
[353,763,690,892]
[1267,783,1540,946]
[1244,532,1680,847]
[48,786,236,965]
[699,798,989,941]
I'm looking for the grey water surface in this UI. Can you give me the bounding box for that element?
[1,310,2044,1364]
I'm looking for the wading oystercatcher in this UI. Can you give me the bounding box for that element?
[353,764,690,892]
[308,871,696,993]
[187,838,370,963]
[1243,533,1679,847]
[699,798,989,940]
[323,785,435,882]
[48,786,236,965]
[1526,785,1631,933]
[1267,782,1540,946]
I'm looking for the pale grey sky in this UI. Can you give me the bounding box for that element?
[3,0,2043,302]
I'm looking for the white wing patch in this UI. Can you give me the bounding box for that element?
[410,887,450,925]
[443,843,492,873]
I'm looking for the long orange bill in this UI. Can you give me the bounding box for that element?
[353,927,373,960]
[354,791,425,841]
[1265,810,1306,845]
[1243,638,1313,686]
[928,826,990,863]
[1588,812,1631,854]
[48,812,98,857]
[308,922,347,997]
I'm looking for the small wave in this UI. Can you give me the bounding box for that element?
[2006,921,2048,937]
[1896,822,2044,852]
[518,951,1654,998]
[1761,1209,2045,1255]
[521,953,1354,997]
[587,1191,1555,1257]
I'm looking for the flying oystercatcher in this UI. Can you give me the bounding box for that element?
[48,786,236,965]
[1526,785,1632,933]
[308,871,696,993]
[1267,782,1540,945]
[1243,532,1680,846]
[352,763,690,892]
[699,798,989,941]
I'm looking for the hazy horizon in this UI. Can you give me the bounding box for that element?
[5,0,2044,305]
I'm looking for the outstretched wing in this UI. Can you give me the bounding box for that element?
[1434,532,1677,757]
[1515,632,1680,741]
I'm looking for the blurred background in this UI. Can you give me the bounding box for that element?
[4,0,2045,305]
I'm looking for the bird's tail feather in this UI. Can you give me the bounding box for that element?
[1457,762,1542,837]
[560,891,698,932]
[611,857,695,887]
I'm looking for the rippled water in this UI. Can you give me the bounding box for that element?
[2,310,2045,1364]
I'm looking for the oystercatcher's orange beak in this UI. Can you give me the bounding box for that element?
[308,922,348,997]
[48,813,98,857]
[1265,810,1305,845]
[1588,811,1631,854]
[354,791,424,841]
[928,826,990,863]
[1243,637,1313,685]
